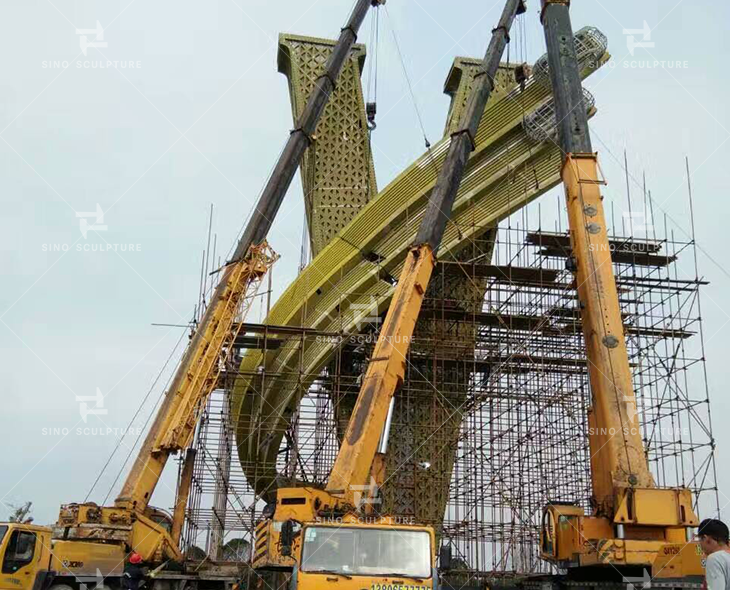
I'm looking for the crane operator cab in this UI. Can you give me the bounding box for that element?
[298,523,433,587]
[253,488,438,590]
[0,523,54,590]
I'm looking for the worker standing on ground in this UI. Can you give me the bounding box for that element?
[698,519,730,590]
[122,553,147,590]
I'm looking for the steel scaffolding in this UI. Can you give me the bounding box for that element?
[180,195,717,582]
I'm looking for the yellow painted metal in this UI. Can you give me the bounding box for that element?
[0,524,53,590]
[0,523,126,590]
[540,504,590,562]
[561,153,654,510]
[253,488,436,587]
[252,487,335,570]
[171,448,196,545]
[54,502,184,563]
[295,570,433,590]
[326,245,436,501]
[49,538,126,578]
[541,502,697,569]
[541,153,698,567]
[541,152,699,572]
[232,52,610,497]
[253,48,609,581]
[253,251,438,577]
[383,60,520,524]
[613,488,697,528]
[652,541,706,580]
[50,243,277,567]
[368,453,387,509]
[116,242,277,513]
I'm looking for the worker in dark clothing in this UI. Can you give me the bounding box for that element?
[122,553,147,590]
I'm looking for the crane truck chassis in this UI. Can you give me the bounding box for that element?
[0,522,239,590]
[0,2,382,590]
[532,0,704,588]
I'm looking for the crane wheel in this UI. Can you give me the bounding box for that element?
[48,584,75,590]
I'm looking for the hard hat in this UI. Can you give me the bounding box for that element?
[129,553,142,564]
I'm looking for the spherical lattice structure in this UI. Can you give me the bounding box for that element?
[523,88,596,143]
[533,26,608,87]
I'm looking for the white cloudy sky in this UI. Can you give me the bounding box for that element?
[0,0,728,526]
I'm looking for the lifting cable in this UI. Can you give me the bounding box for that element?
[83,326,189,503]
[366,4,381,131]
[383,4,432,150]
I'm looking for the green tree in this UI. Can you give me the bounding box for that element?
[186,545,207,560]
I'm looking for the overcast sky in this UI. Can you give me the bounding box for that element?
[1,0,728,527]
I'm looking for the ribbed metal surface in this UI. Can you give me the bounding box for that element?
[232,47,610,496]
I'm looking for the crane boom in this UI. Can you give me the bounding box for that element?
[253,3,528,584]
[540,0,653,508]
[115,243,277,511]
[55,0,382,566]
[327,0,526,503]
[537,0,699,576]
[117,0,381,513]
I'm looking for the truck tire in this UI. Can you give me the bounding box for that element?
[49,584,75,590]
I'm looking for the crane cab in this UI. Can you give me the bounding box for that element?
[253,488,437,590]
[0,523,53,590]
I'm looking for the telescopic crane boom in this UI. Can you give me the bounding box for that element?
[537,0,700,581]
[54,0,382,566]
[253,3,527,587]
[327,0,526,503]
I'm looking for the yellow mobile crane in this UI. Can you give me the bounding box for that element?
[535,0,703,586]
[0,3,381,590]
[251,2,526,590]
